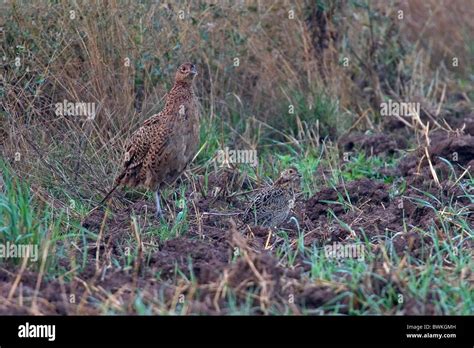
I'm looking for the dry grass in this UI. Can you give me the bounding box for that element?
[2,1,472,179]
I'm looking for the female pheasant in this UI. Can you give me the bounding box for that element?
[242,167,301,227]
[101,63,200,218]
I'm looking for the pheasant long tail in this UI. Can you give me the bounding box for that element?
[99,180,120,205]
[81,174,123,224]
[98,164,131,205]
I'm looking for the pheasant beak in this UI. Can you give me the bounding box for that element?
[191,65,198,76]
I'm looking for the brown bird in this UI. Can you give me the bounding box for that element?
[241,167,301,228]
[101,62,200,218]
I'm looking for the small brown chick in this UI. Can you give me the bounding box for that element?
[242,167,301,228]
[102,63,200,217]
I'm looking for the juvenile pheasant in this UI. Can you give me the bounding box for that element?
[101,63,200,218]
[242,167,301,228]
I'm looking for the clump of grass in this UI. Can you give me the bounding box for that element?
[285,90,349,140]
[341,153,397,183]
[0,162,54,269]
[0,162,48,265]
[0,161,92,276]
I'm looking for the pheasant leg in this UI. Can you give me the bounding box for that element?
[264,228,273,250]
[155,190,163,219]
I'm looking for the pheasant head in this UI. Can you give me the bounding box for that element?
[274,167,301,190]
[175,62,198,84]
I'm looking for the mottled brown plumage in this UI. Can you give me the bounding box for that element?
[102,63,200,217]
[242,167,301,227]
